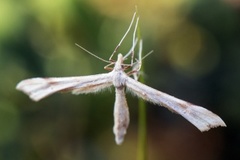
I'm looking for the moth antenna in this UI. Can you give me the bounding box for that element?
[75,43,110,63]
[141,50,154,60]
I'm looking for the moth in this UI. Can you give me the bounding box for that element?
[16,12,226,145]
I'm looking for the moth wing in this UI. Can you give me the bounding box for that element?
[125,76,226,131]
[16,73,113,101]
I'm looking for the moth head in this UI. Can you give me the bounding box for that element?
[118,54,124,63]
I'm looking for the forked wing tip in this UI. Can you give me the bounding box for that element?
[16,81,45,102]
[195,116,226,132]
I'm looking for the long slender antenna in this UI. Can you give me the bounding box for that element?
[142,50,154,60]
[75,43,110,63]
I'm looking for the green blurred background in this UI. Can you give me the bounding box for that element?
[0,0,239,159]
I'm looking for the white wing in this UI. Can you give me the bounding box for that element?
[125,76,226,132]
[16,73,113,101]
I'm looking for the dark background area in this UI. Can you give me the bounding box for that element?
[0,0,239,159]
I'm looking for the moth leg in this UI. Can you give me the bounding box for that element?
[109,12,137,61]
[104,63,115,71]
